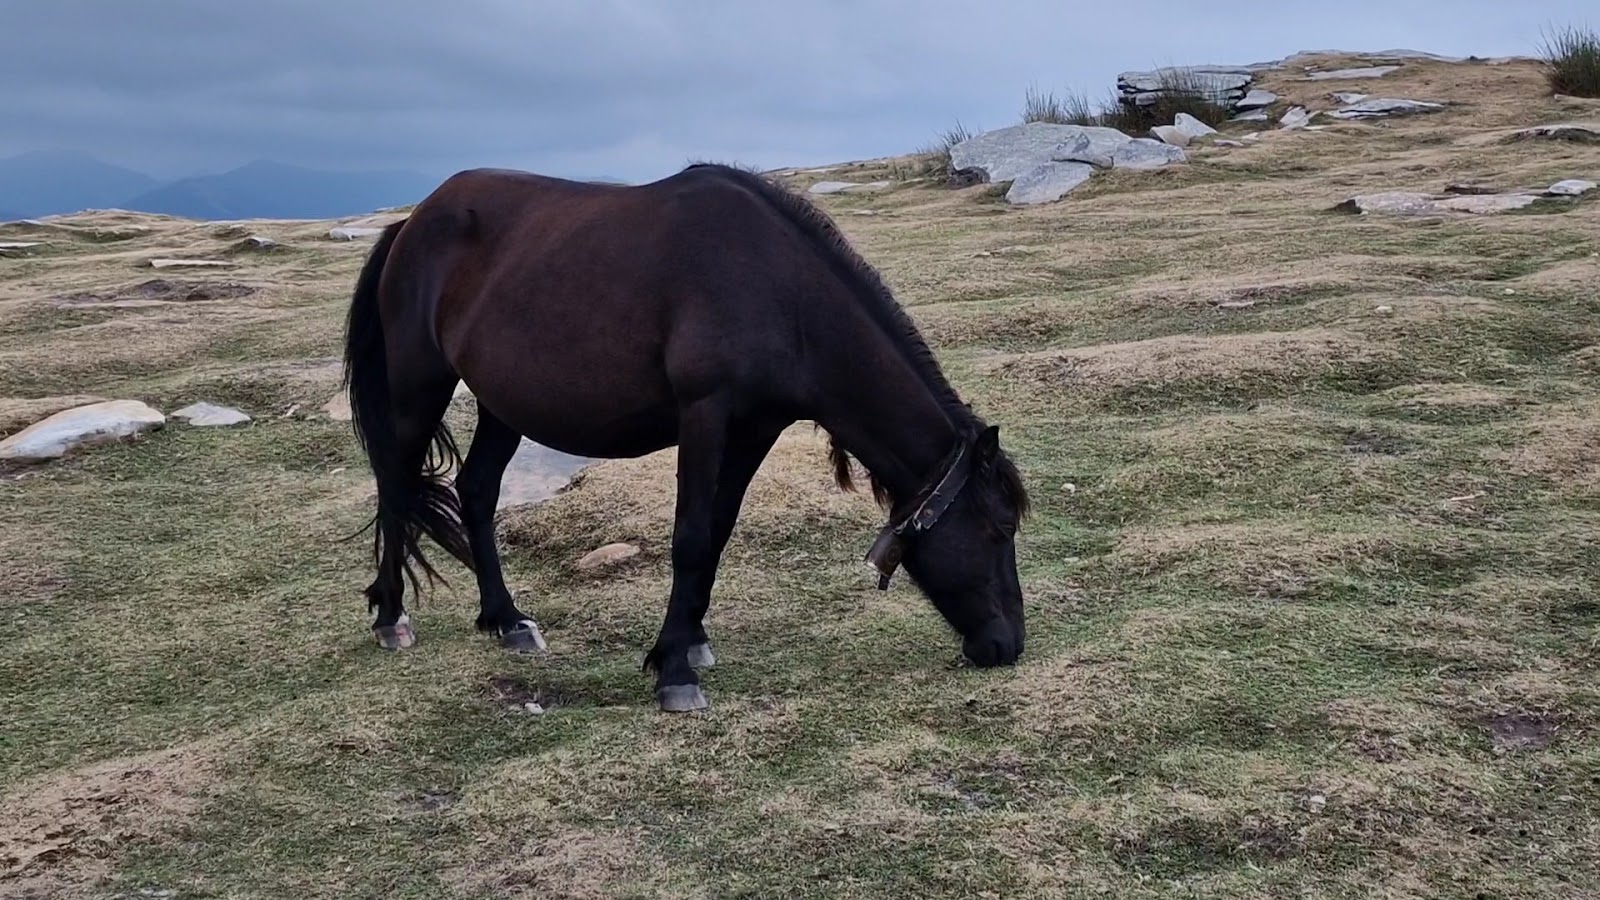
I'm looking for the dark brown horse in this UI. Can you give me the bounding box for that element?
[341,162,1030,711]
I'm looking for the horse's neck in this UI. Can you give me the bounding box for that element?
[813,333,961,506]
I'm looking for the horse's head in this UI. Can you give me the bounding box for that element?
[866,424,1030,667]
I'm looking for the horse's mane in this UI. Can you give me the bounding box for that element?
[683,162,1029,520]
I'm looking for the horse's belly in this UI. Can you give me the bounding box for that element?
[467,372,680,460]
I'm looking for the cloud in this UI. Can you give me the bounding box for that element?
[0,0,1585,181]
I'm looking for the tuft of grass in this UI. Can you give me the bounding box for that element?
[1539,22,1600,97]
[904,120,978,182]
[1020,85,1099,126]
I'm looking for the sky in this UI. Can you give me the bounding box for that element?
[0,1,1592,183]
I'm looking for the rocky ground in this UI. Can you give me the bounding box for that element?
[2,51,1599,899]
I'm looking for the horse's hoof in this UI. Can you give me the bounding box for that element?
[686,641,716,669]
[373,615,416,650]
[658,684,710,712]
[499,619,548,653]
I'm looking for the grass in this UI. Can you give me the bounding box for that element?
[1016,68,1233,139]
[1539,22,1600,97]
[4,51,1600,900]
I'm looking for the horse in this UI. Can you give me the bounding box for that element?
[339,161,1031,712]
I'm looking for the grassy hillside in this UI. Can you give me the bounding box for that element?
[2,53,1598,898]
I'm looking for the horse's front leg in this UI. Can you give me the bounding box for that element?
[644,400,731,712]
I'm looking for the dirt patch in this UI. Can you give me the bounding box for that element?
[1342,427,1411,455]
[1487,711,1563,753]
[55,279,257,308]
[486,675,587,711]
[0,745,217,895]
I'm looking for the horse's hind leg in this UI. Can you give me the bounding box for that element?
[366,378,462,649]
[457,403,547,652]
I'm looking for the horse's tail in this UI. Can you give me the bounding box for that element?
[341,219,470,600]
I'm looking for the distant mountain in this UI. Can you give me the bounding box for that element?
[0,150,161,218]
[121,160,440,220]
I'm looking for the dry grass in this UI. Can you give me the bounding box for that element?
[2,50,1600,899]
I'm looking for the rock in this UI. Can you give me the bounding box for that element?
[323,393,352,421]
[1330,92,1369,104]
[499,438,592,509]
[1149,125,1191,147]
[578,542,641,570]
[1334,192,1442,216]
[1306,65,1401,81]
[1004,162,1095,205]
[328,226,385,241]
[1510,122,1600,143]
[1173,113,1218,139]
[947,167,988,187]
[1445,182,1498,195]
[1217,300,1256,310]
[146,258,233,269]
[1434,193,1539,213]
[0,241,44,254]
[1236,89,1278,109]
[523,701,545,714]
[0,400,165,462]
[1375,305,1394,315]
[1547,179,1596,197]
[1214,139,1246,147]
[807,180,890,195]
[1278,107,1312,130]
[171,402,251,427]
[1117,67,1253,105]
[1112,139,1187,170]
[950,123,1132,184]
[239,235,278,250]
[1336,190,1541,216]
[1326,98,1445,119]
[1231,109,1270,123]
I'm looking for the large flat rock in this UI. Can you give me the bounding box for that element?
[1327,98,1445,119]
[499,439,593,510]
[1005,162,1095,205]
[950,123,1133,184]
[0,400,165,462]
[1511,123,1600,143]
[1305,65,1401,81]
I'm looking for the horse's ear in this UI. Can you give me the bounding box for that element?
[975,425,1000,462]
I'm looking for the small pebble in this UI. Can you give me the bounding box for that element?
[1503,288,1516,295]
[1375,305,1393,315]
[1061,482,1077,494]
[523,701,545,714]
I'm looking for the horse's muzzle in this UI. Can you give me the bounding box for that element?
[963,617,1023,668]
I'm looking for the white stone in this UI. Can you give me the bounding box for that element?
[146,258,233,269]
[1278,107,1312,130]
[1230,109,1269,123]
[1327,98,1445,119]
[1434,193,1539,213]
[1149,125,1191,147]
[323,393,352,421]
[1331,92,1369,104]
[1213,140,1246,148]
[1236,89,1278,109]
[807,181,856,195]
[578,542,641,569]
[1004,162,1095,205]
[1173,113,1219,139]
[1547,179,1596,196]
[1112,139,1187,170]
[950,122,1132,184]
[1337,191,1541,216]
[1306,65,1401,81]
[328,226,385,241]
[0,400,165,462]
[242,235,278,250]
[171,402,251,427]
[0,241,43,252]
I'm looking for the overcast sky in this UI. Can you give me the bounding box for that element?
[0,1,1590,182]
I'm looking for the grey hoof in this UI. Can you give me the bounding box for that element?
[499,619,548,653]
[687,642,716,669]
[658,684,710,712]
[373,615,416,650]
